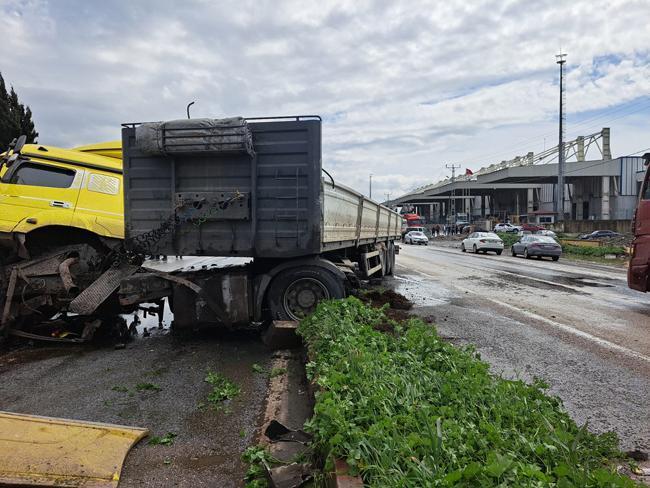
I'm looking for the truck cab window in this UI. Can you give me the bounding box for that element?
[8,163,75,188]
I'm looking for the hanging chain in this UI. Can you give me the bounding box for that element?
[108,192,244,267]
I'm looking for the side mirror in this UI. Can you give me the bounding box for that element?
[13,135,26,153]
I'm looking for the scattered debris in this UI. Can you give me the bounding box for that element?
[264,420,311,445]
[626,449,649,462]
[268,463,313,488]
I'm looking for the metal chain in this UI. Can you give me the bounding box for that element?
[108,192,244,267]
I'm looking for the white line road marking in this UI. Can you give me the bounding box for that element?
[407,268,650,364]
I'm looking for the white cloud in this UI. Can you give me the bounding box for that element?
[1,0,649,199]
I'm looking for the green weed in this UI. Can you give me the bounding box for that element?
[251,363,266,374]
[135,382,162,392]
[297,297,633,487]
[205,371,240,406]
[269,367,287,378]
[148,432,176,446]
[111,385,129,393]
[242,445,278,487]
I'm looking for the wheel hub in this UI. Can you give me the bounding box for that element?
[283,278,330,320]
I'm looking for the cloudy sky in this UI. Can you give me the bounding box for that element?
[2,0,649,200]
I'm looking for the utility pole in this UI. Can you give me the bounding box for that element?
[556,52,567,222]
[369,173,373,199]
[385,192,391,205]
[446,164,461,223]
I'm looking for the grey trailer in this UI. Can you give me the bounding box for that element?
[119,116,401,325]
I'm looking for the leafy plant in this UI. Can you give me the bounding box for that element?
[205,371,240,406]
[242,445,279,488]
[252,363,266,374]
[111,385,129,393]
[135,382,162,392]
[496,232,520,248]
[148,432,177,446]
[269,367,287,378]
[297,297,633,487]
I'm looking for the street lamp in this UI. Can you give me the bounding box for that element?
[369,173,373,199]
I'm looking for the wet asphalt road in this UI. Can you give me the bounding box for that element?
[394,242,650,452]
[0,257,273,487]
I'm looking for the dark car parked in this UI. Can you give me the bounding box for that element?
[511,235,562,261]
[579,230,622,240]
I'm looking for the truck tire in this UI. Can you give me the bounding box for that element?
[266,266,346,321]
[386,242,396,276]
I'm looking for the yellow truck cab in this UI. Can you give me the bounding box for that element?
[0,142,124,260]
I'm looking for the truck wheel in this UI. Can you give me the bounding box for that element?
[267,266,345,321]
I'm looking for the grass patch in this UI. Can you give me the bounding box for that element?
[205,371,240,407]
[148,432,176,446]
[298,297,632,487]
[562,244,627,257]
[135,382,162,392]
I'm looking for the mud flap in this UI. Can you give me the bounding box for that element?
[0,411,148,487]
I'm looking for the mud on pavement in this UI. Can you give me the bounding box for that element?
[0,313,279,487]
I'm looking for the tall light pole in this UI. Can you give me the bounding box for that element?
[446,164,461,223]
[369,173,373,199]
[556,52,567,222]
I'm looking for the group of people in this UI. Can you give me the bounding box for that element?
[430,224,469,236]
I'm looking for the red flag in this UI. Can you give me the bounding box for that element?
[465,168,473,176]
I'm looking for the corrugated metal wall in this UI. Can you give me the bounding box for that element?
[619,156,645,196]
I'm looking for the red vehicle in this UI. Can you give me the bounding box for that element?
[402,213,425,226]
[629,155,650,292]
[521,223,545,232]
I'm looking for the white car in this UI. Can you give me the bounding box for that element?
[493,223,520,233]
[461,232,504,255]
[404,231,429,245]
[535,229,557,238]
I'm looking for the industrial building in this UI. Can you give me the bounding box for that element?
[390,128,645,233]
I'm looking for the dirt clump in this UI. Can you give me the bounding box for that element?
[364,289,413,310]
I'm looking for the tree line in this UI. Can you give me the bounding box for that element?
[0,72,38,150]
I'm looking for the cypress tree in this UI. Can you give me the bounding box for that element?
[0,72,38,150]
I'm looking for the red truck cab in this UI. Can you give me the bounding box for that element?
[629,154,650,292]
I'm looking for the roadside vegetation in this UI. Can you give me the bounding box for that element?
[496,232,519,248]
[297,297,634,487]
[562,244,627,258]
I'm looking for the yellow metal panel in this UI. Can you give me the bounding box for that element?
[72,141,123,161]
[0,411,148,487]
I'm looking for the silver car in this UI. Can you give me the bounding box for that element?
[511,235,562,261]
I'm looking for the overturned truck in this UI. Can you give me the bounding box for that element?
[1,116,401,337]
